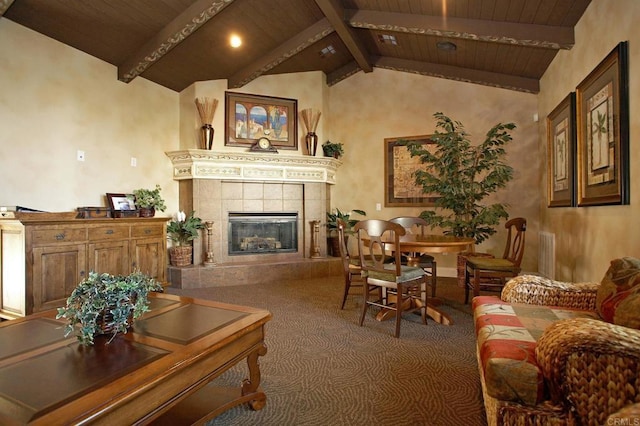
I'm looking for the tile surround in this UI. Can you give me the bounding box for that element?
[166,150,339,287]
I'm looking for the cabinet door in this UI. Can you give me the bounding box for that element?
[131,238,165,282]
[88,240,130,276]
[32,244,86,313]
[1,222,26,319]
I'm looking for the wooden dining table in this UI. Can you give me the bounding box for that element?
[375,234,475,326]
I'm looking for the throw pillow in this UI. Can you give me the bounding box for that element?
[597,257,640,329]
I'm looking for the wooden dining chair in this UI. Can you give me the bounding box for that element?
[337,218,364,309]
[389,216,437,297]
[464,217,527,304]
[354,219,427,338]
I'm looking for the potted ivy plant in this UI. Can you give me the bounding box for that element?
[325,208,366,256]
[132,184,167,217]
[166,211,205,267]
[56,270,163,345]
[405,112,516,245]
[322,140,344,159]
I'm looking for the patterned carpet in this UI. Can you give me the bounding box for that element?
[167,276,487,426]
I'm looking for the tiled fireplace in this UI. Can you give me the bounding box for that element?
[165,150,341,288]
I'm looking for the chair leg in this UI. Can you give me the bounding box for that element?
[359,280,369,327]
[420,280,428,325]
[464,267,470,304]
[340,274,351,310]
[394,283,403,338]
[430,262,437,298]
[473,269,481,299]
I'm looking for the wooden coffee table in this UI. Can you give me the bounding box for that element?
[0,293,271,425]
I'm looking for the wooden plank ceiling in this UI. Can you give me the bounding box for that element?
[1,0,591,93]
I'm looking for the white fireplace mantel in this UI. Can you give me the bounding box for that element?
[165,150,341,184]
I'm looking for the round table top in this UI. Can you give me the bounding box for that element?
[389,234,475,254]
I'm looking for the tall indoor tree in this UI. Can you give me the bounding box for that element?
[406,112,516,245]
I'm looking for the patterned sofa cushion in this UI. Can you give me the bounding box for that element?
[596,257,640,329]
[473,296,599,405]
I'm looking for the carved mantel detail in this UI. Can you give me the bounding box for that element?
[165,150,341,184]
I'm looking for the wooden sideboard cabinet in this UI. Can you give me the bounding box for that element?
[0,213,168,319]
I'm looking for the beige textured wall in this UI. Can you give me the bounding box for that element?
[538,0,640,282]
[0,19,179,212]
[327,69,540,274]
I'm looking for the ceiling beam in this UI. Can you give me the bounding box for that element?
[373,56,539,94]
[118,0,235,84]
[314,0,372,73]
[326,61,361,86]
[228,18,334,89]
[348,10,574,50]
[0,0,15,16]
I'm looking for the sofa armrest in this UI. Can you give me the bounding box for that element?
[536,318,640,425]
[501,275,599,310]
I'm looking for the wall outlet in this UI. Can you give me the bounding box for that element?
[77,150,85,161]
[376,203,382,211]
[130,157,137,167]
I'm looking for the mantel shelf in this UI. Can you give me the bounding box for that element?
[165,150,341,184]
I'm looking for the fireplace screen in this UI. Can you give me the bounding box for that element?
[228,212,298,255]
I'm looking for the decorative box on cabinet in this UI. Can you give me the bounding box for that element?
[0,214,168,319]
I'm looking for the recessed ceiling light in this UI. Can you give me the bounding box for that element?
[230,34,242,48]
[378,34,398,45]
[319,45,336,58]
[436,41,457,52]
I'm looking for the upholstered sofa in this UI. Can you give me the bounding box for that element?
[473,257,640,425]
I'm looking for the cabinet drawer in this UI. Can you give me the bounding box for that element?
[131,224,163,238]
[88,226,129,240]
[31,228,86,244]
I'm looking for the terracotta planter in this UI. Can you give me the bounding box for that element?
[170,246,193,267]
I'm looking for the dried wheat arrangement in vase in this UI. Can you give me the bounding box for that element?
[195,97,219,149]
[300,108,321,155]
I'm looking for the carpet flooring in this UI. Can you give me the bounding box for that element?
[167,276,487,426]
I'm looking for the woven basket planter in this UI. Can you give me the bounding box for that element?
[96,306,134,336]
[169,246,193,267]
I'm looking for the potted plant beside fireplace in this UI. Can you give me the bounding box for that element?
[326,208,366,257]
[167,211,205,266]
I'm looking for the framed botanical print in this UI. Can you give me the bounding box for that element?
[546,93,576,207]
[575,41,629,206]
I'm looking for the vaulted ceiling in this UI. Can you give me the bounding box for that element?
[1,0,592,94]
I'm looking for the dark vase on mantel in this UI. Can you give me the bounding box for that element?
[305,132,318,156]
[201,124,214,150]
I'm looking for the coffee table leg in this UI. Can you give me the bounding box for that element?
[242,343,268,410]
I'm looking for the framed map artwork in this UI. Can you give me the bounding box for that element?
[384,135,438,207]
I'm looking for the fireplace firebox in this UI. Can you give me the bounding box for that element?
[228,212,298,255]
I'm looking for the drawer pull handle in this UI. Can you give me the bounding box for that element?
[105,229,114,235]
[144,229,152,234]
[55,233,66,240]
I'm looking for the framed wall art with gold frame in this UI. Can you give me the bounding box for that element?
[224,92,298,150]
[546,93,576,207]
[576,41,629,206]
[384,135,438,207]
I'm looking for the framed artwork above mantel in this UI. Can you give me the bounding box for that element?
[224,92,298,150]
